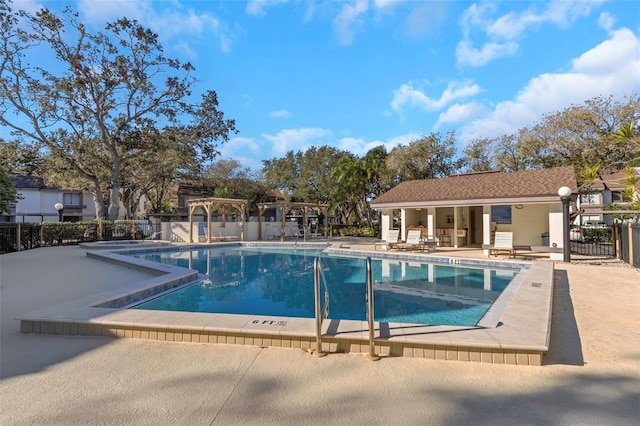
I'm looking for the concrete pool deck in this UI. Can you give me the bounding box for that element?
[1,244,639,424]
[14,241,550,365]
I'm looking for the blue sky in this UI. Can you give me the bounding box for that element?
[10,0,640,172]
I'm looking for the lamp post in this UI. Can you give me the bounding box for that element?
[54,202,64,222]
[557,186,572,263]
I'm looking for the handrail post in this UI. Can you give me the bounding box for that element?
[365,257,380,361]
[312,257,327,357]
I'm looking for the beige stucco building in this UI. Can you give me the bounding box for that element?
[370,167,578,260]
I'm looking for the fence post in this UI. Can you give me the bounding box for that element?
[16,223,21,252]
[628,223,634,267]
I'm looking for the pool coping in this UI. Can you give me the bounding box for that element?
[17,242,554,366]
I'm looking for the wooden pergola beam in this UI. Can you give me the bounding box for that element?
[256,201,329,241]
[187,197,249,243]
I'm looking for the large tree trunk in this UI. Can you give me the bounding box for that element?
[108,159,121,220]
[88,179,107,220]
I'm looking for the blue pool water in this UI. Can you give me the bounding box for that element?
[129,246,519,326]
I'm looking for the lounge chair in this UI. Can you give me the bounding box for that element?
[199,226,210,242]
[489,231,516,258]
[285,226,302,240]
[218,227,239,241]
[396,230,423,251]
[374,229,401,251]
[270,227,282,240]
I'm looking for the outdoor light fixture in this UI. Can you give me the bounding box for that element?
[54,202,64,222]
[557,186,571,262]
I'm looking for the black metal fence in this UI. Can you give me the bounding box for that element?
[0,220,159,254]
[570,225,615,257]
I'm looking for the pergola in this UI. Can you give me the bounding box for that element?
[187,197,248,243]
[257,201,329,241]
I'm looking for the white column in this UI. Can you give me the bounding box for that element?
[380,210,391,241]
[548,202,564,261]
[400,209,407,241]
[453,207,459,247]
[427,208,436,240]
[483,206,491,256]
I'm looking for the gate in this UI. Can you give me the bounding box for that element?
[570,224,615,257]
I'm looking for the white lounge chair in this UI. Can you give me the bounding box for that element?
[218,227,239,241]
[396,230,423,251]
[490,231,516,258]
[285,226,302,239]
[375,229,400,251]
[270,227,282,240]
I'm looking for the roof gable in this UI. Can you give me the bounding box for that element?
[582,168,640,191]
[9,172,46,190]
[371,166,577,207]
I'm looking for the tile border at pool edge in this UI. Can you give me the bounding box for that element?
[16,244,554,366]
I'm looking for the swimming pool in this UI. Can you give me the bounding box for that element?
[128,246,520,326]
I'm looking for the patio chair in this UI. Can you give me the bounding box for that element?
[396,230,423,251]
[199,226,209,242]
[489,231,516,258]
[218,227,239,241]
[285,226,302,240]
[374,229,400,251]
[270,227,282,240]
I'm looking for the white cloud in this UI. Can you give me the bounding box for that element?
[598,12,616,31]
[246,0,289,17]
[488,9,541,40]
[12,0,46,14]
[543,0,606,28]
[459,2,496,38]
[459,28,640,143]
[457,0,606,67]
[333,1,369,45]
[402,1,448,38]
[572,28,639,75]
[373,0,402,11]
[75,0,235,55]
[262,128,333,156]
[269,110,292,119]
[455,40,519,67]
[391,80,482,113]
[218,136,263,171]
[435,102,486,128]
[338,132,421,157]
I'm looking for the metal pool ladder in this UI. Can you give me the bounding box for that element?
[312,256,379,361]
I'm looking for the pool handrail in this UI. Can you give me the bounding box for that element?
[312,257,328,357]
[365,256,380,361]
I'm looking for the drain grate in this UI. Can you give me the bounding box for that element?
[531,282,542,288]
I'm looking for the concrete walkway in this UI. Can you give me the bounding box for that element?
[1,246,638,425]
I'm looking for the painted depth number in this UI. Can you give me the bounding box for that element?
[252,319,288,326]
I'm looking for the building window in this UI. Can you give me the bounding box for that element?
[178,197,187,207]
[611,191,628,203]
[579,193,598,204]
[63,192,82,206]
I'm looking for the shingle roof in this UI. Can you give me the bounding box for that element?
[371,166,578,208]
[9,172,46,189]
[584,168,640,191]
